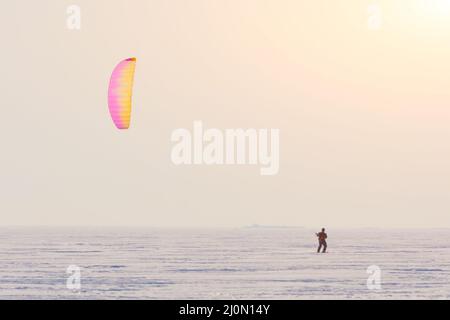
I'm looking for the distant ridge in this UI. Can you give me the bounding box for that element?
[243,224,306,229]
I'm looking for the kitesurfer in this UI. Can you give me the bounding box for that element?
[316,228,328,253]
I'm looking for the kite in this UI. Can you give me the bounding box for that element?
[108,57,137,129]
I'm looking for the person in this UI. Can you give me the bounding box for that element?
[316,228,327,253]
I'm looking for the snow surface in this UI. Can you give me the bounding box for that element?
[0,227,449,299]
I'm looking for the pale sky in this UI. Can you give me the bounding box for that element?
[1,0,450,227]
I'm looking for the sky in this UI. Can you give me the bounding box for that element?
[1,0,450,228]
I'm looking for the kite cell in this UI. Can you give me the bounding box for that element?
[108,57,137,129]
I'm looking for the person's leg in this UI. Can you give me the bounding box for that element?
[317,242,322,253]
[322,241,327,253]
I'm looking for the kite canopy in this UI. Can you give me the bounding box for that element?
[108,58,137,129]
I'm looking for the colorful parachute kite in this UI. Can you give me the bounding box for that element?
[108,57,137,129]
